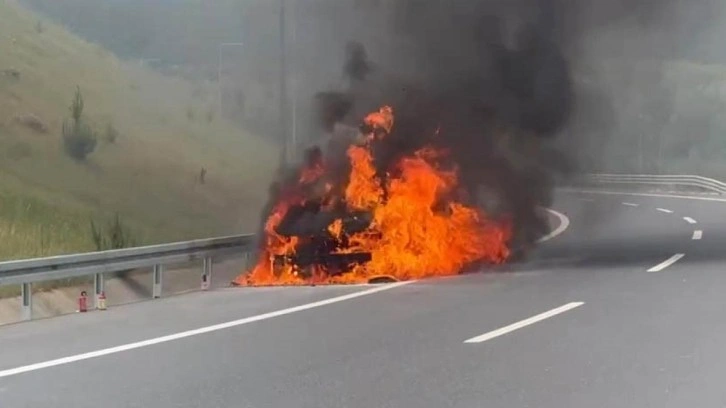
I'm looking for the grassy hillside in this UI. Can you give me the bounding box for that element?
[0,0,278,260]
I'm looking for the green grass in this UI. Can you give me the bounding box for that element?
[0,0,278,261]
[0,192,94,259]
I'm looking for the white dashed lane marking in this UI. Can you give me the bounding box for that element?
[683,217,697,224]
[464,302,585,344]
[647,253,685,272]
[656,208,674,214]
[692,230,703,240]
[622,202,639,207]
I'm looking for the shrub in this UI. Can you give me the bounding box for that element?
[62,86,97,160]
[90,213,137,251]
[104,122,119,144]
[62,120,97,160]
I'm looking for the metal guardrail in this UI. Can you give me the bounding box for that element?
[4,172,723,322]
[581,173,726,195]
[0,234,256,321]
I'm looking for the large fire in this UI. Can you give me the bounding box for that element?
[234,105,512,286]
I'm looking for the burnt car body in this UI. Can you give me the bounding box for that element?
[272,200,375,278]
[267,118,394,279]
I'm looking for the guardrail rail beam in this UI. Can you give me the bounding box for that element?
[0,234,255,323]
[581,173,726,195]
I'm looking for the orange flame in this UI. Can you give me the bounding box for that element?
[327,218,344,239]
[364,105,395,135]
[235,105,511,286]
[345,145,382,210]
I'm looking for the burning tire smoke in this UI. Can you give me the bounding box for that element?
[235,0,580,286]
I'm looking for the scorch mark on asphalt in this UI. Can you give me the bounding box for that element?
[0,281,414,379]
[647,253,685,272]
[464,302,585,344]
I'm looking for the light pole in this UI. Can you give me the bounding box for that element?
[279,0,289,166]
[217,42,244,118]
[289,0,298,160]
[279,0,300,166]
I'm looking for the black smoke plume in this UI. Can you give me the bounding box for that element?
[306,0,576,253]
[254,0,690,266]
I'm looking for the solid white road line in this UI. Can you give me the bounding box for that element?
[656,208,674,214]
[0,281,414,379]
[537,208,570,243]
[464,302,585,344]
[692,230,703,240]
[683,217,697,224]
[647,253,685,272]
[622,202,639,207]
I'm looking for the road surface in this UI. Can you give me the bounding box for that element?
[1,189,726,407]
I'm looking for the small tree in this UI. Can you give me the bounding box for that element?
[62,86,97,160]
[70,85,83,123]
[90,213,137,251]
[104,122,119,144]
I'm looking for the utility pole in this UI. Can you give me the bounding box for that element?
[279,0,289,167]
[290,0,297,158]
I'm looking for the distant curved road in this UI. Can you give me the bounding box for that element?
[2,189,726,407]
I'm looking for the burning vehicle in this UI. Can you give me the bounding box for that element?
[234,1,576,287]
[235,106,513,286]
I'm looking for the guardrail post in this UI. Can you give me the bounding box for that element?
[93,273,105,309]
[243,251,251,270]
[152,265,163,298]
[21,282,32,321]
[202,257,213,290]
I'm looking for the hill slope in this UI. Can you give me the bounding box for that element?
[0,0,277,260]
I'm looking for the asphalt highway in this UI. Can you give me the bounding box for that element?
[2,188,726,407]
